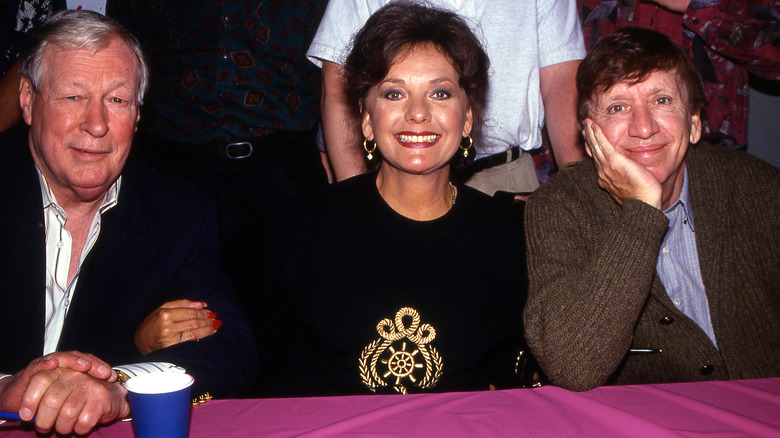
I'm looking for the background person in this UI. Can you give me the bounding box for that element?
[106,1,331,302]
[308,0,587,194]
[0,0,66,134]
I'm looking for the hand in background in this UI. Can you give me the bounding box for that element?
[134,299,221,355]
[642,0,691,14]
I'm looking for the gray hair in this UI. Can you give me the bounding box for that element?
[19,9,149,105]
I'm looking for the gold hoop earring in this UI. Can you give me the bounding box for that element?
[363,139,377,161]
[460,135,473,158]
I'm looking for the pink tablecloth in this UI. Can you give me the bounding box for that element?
[3,378,779,437]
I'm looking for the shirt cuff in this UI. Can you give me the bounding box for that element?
[0,374,11,424]
[113,362,185,384]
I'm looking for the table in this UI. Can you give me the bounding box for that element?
[2,378,779,437]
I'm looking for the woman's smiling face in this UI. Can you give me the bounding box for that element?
[361,43,472,176]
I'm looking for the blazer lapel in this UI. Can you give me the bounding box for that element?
[685,146,725,313]
[57,160,164,352]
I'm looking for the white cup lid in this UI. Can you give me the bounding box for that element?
[125,372,194,394]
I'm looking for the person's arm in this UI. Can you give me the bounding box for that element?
[540,60,585,167]
[320,61,368,181]
[0,352,129,435]
[523,121,668,391]
[524,183,668,390]
[137,185,259,398]
[0,61,22,133]
[645,0,690,12]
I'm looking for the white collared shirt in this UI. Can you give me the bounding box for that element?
[38,168,120,354]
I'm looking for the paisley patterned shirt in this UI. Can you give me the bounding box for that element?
[108,0,327,144]
[578,0,780,148]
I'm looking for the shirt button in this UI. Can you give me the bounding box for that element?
[660,316,675,325]
[56,241,64,248]
[699,364,714,375]
[662,247,669,254]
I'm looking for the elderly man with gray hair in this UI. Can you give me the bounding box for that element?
[0,10,258,434]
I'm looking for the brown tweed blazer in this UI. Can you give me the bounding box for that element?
[524,143,780,391]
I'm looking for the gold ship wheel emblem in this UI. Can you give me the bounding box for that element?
[359,307,443,394]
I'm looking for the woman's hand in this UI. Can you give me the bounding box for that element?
[134,299,221,355]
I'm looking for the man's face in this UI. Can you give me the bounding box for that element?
[588,70,701,198]
[20,37,140,204]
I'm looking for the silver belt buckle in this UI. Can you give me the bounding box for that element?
[225,142,253,159]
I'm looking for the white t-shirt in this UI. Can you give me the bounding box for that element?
[307,0,586,158]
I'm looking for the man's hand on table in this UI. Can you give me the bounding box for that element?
[1,351,117,403]
[583,119,662,209]
[0,351,129,435]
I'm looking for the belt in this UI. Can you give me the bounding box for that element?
[146,131,307,159]
[468,146,522,174]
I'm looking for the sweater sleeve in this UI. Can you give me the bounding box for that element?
[523,179,669,391]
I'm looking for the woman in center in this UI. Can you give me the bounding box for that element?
[252,1,529,396]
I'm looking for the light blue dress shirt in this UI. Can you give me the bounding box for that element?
[656,168,717,348]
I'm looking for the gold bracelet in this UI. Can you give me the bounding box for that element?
[114,369,132,387]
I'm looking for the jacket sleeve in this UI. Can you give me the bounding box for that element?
[141,196,260,399]
[523,175,669,391]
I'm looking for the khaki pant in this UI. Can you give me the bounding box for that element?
[465,151,539,196]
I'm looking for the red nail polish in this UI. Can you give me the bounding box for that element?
[207,311,217,319]
[212,319,222,330]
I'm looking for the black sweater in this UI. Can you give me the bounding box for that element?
[250,172,528,397]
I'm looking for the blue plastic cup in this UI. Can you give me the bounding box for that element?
[126,372,194,438]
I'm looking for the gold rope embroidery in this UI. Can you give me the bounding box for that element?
[359,307,443,394]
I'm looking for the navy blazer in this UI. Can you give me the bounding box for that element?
[0,128,259,397]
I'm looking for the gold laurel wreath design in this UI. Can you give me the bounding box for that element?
[418,344,443,388]
[359,339,383,392]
